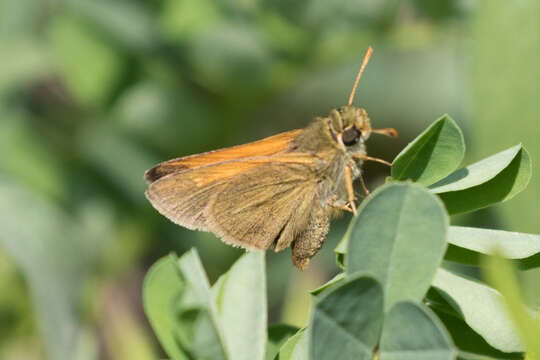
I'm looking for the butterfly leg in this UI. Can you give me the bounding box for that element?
[327,199,355,213]
[353,153,392,167]
[359,173,370,196]
[345,165,357,215]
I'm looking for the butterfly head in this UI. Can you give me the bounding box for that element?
[333,105,372,147]
[327,105,397,154]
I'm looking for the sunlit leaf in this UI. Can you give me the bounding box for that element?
[279,329,308,360]
[142,254,188,360]
[432,268,525,353]
[177,249,228,360]
[309,273,345,296]
[211,251,267,360]
[431,145,531,215]
[432,310,522,360]
[346,183,448,310]
[392,114,465,186]
[445,226,540,269]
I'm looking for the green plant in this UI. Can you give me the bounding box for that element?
[142,115,539,360]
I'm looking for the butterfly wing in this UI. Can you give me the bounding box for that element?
[145,129,302,182]
[208,162,319,251]
[145,154,324,251]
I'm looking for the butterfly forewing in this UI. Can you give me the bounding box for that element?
[145,129,302,182]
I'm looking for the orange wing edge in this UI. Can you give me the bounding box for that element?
[144,129,302,183]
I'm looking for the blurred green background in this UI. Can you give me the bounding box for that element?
[1,0,539,359]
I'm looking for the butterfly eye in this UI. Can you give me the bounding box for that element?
[342,128,361,146]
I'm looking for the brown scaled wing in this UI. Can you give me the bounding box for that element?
[145,130,331,269]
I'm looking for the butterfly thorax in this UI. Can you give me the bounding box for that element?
[291,105,372,208]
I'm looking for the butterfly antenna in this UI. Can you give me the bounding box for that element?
[348,46,373,106]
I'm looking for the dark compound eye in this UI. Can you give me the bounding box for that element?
[342,127,361,146]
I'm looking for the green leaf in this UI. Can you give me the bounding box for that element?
[188,310,228,360]
[430,145,531,215]
[380,301,457,360]
[445,226,540,269]
[432,308,524,359]
[211,251,267,360]
[142,254,188,360]
[177,249,228,360]
[483,255,540,360]
[334,223,353,268]
[391,114,465,185]
[346,183,448,311]
[309,273,345,296]
[456,352,515,360]
[177,249,214,305]
[266,324,299,360]
[279,329,308,360]
[430,145,522,193]
[309,275,383,360]
[432,268,525,353]
[143,250,229,360]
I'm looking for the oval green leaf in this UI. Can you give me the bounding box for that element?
[211,251,267,360]
[449,226,540,259]
[432,268,524,353]
[445,226,540,269]
[143,254,189,360]
[429,145,522,193]
[346,183,448,311]
[309,275,383,360]
[391,114,465,186]
[431,308,522,360]
[380,301,457,360]
[430,145,531,215]
[177,249,228,360]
